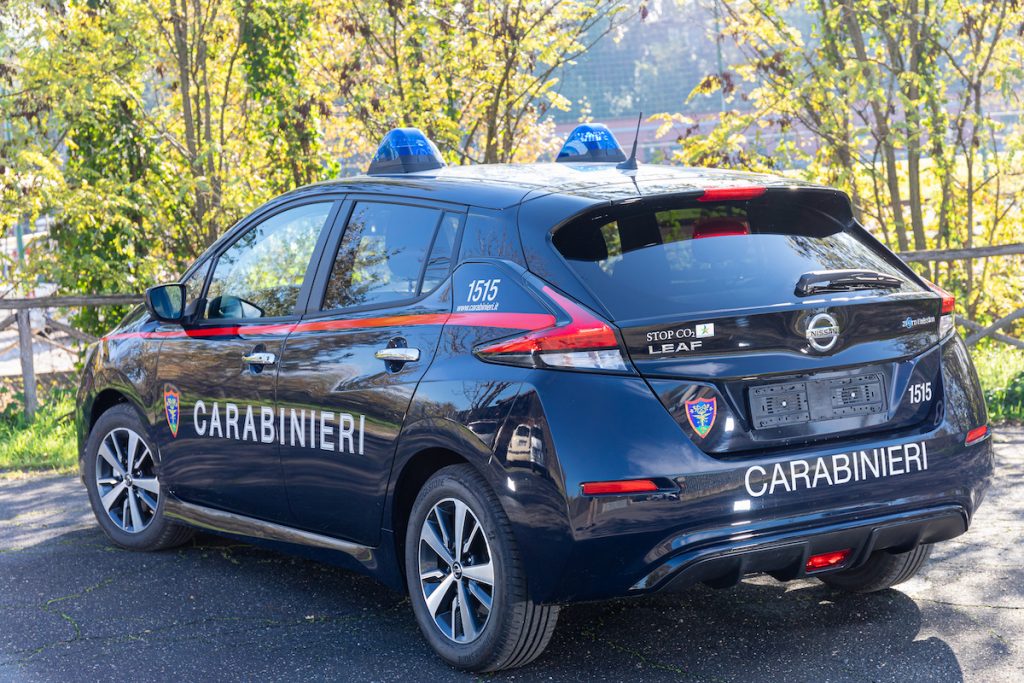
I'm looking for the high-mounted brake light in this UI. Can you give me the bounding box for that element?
[805,549,851,573]
[474,286,629,372]
[697,186,767,202]
[693,217,750,239]
[581,479,659,496]
[965,424,989,446]
[925,280,956,338]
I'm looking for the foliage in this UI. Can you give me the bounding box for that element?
[974,345,1024,423]
[313,0,633,165]
[655,0,1024,334]
[0,388,77,473]
[1,0,633,336]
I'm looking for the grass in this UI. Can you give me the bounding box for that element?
[0,389,78,475]
[972,345,1024,423]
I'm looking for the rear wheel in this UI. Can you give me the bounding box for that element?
[405,465,558,672]
[84,404,194,551]
[819,544,932,593]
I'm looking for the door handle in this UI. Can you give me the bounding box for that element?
[374,347,420,363]
[242,351,277,366]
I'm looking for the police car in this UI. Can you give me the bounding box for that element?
[77,125,993,672]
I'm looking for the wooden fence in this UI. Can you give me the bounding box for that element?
[1,294,141,420]
[1,241,1023,421]
[897,242,1024,348]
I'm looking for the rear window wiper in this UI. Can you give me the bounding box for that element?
[795,269,903,297]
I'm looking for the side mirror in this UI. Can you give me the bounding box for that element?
[145,284,186,324]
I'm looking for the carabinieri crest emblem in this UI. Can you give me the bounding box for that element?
[684,397,717,438]
[164,384,181,438]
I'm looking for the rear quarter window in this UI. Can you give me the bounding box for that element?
[553,197,918,321]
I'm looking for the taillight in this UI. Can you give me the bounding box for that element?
[474,286,630,372]
[926,280,956,338]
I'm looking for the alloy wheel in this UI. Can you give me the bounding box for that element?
[418,497,495,643]
[94,427,160,533]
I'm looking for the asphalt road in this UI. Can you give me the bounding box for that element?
[1,431,1021,683]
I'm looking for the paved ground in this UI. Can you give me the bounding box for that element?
[1,431,1021,682]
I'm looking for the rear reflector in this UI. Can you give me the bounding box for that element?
[965,425,989,445]
[581,479,659,495]
[805,549,851,572]
[698,186,767,202]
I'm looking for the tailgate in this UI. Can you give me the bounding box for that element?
[550,187,946,453]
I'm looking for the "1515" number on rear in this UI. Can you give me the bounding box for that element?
[907,382,932,404]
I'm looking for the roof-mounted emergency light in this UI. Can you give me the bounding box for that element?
[556,123,627,164]
[367,128,446,175]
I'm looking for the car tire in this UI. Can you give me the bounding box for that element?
[84,404,194,551]
[819,544,932,593]
[404,464,558,672]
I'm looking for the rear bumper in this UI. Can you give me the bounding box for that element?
[634,503,967,593]
[529,431,992,602]
[486,334,992,604]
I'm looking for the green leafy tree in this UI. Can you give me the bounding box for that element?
[657,0,1024,329]
[313,0,634,164]
[1,0,633,336]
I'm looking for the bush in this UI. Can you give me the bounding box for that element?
[972,346,1024,423]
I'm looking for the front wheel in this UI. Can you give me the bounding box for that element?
[84,404,194,551]
[404,465,558,672]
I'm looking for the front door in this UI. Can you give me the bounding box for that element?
[276,199,462,544]
[155,199,340,523]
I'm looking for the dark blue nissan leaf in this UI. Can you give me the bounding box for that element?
[76,125,993,671]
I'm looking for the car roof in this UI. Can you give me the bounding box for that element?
[299,163,827,211]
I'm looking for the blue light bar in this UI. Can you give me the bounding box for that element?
[556,123,627,164]
[367,128,446,175]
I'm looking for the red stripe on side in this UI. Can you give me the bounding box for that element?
[104,323,298,341]
[446,312,556,330]
[293,313,451,334]
[102,310,558,342]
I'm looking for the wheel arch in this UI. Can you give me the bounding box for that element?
[387,418,500,587]
[78,381,153,477]
[89,388,131,431]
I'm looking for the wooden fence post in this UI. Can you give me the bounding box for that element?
[15,309,38,422]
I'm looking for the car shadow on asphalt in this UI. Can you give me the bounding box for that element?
[547,578,964,682]
[1,516,965,682]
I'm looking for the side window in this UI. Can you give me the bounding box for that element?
[205,202,332,320]
[181,260,210,303]
[421,213,461,293]
[322,202,449,311]
[180,260,210,318]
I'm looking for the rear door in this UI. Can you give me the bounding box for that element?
[155,198,340,522]
[551,189,946,453]
[275,198,463,543]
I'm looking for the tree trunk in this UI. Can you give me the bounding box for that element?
[841,0,908,251]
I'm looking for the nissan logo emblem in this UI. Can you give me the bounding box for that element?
[805,313,840,352]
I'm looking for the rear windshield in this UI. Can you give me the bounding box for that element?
[552,197,917,321]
